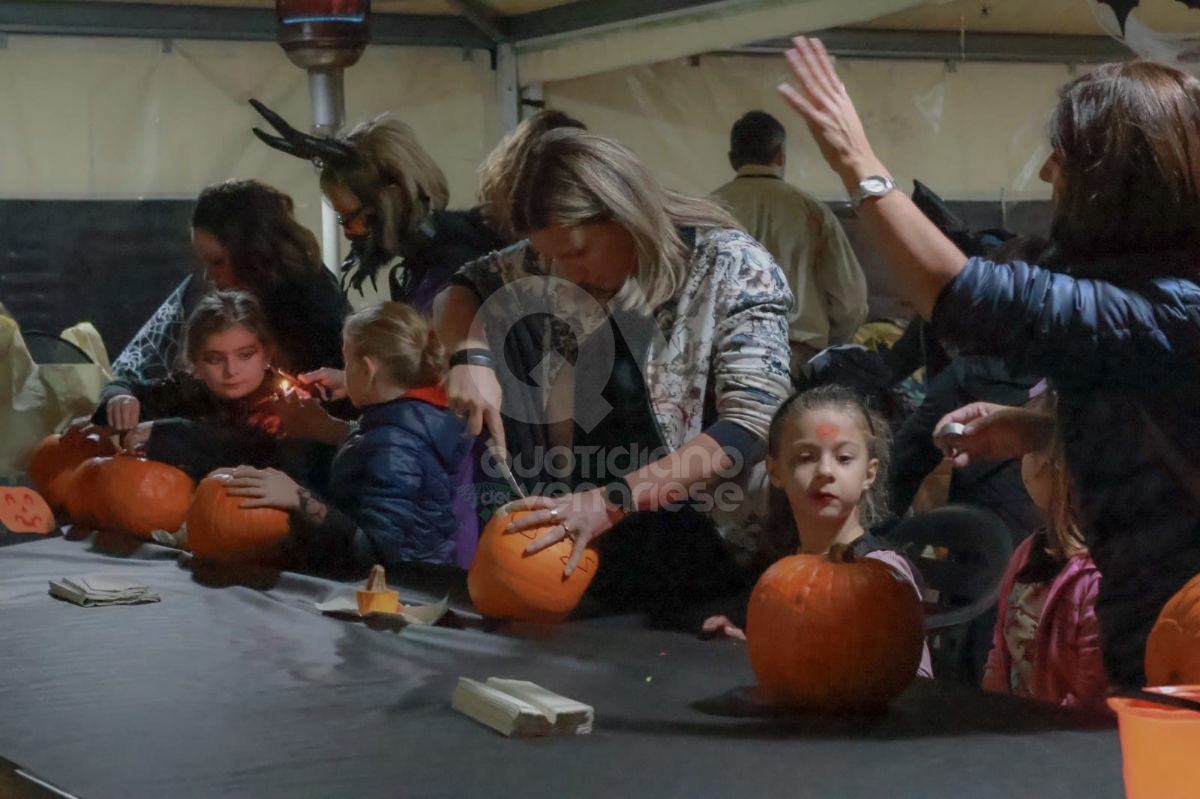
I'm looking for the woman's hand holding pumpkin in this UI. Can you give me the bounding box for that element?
[106,394,141,432]
[778,37,887,192]
[503,488,624,577]
[225,466,301,511]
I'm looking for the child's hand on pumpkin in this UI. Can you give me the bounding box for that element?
[106,394,141,431]
[121,422,153,455]
[700,615,747,641]
[225,466,301,511]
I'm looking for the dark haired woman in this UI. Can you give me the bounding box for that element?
[113,180,348,381]
[782,39,1200,687]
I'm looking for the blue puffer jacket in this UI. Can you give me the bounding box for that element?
[934,254,1200,687]
[326,389,476,570]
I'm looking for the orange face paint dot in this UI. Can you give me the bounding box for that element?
[815,423,841,441]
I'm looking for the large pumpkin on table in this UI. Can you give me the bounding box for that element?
[746,545,925,711]
[93,455,194,538]
[468,510,599,623]
[28,432,116,513]
[185,471,292,565]
[1146,572,1200,686]
[65,456,111,527]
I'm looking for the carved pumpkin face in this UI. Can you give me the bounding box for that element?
[93,455,194,538]
[28,432,116,515]
[467,510,599,624]
[746,546,925,711]
[185,471,292,566]
[0,488,55,534]
[1146,573,1200,686]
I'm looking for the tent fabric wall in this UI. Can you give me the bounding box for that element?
[513,0,944,83]
[0,35,496,260]
[542,54,1070,202]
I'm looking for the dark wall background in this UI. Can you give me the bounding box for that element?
[0,200,194,357]
[0,197,1052,361]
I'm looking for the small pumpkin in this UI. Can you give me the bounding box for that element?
[28,431,116,514]
[185,471,292,565]
[357,564,401,615]
[93,455,194,538]
[467,510,599,624]
[1146,572,1200,686]
[745,545,925,711]
[65,456,111,527]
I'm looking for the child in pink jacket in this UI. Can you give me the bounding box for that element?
[982,414,1107,711]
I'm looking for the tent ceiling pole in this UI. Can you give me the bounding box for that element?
[445,0,508,44]
[730,30,1129,64]
[0,2,493,48]
[507,0,762,44]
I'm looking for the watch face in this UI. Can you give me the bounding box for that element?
[861,176,890,195]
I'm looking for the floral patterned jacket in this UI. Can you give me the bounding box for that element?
[451,227,794,572]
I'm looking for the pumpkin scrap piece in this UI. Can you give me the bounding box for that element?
[357,565,400,615]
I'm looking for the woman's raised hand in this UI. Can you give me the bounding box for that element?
[446,361,506,457]
[105,395,141,432]
[777,37,884,189]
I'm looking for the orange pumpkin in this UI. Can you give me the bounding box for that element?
[745,545,925,711]
[1146,573,1200,686]
[467,510,599,623]
[185,471,292,565]
[93,455,194,538]
[28,431,116,513]
[65,456,111,527]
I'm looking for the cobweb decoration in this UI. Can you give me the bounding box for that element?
[111,279,189,380]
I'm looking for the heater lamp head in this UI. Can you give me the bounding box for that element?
[276,0,371,71]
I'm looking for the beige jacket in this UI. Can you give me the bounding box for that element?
[712,164,868,355]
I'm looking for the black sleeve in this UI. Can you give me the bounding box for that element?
[291,502,376,580]
[91,374,202,426]
[144,418,282,482]
[879,318,925,386]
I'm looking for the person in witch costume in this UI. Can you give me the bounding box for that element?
[249,100,504,312]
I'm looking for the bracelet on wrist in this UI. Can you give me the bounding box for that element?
[448,348,496,370]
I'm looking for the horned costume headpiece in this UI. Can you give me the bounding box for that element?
[250,99,358,170]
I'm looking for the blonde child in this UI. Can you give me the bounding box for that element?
[226,302,477,575]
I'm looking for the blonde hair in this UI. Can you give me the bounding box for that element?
[1037,428,1088,562]
[509,129,743,309]
[320,117,449,255]
[343,302,444,389]
[478,110,586,241]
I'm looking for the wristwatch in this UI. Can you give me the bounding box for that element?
[448,348,495,370]
[851,175,898,210]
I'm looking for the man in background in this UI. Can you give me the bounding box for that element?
[712,110,867,372]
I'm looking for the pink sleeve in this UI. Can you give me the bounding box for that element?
[864,551,934,679]
[1062,568,1110,712]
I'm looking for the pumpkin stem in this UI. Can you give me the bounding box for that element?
[827,544,855,563]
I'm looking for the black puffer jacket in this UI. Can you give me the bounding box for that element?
[934,252,1200,687]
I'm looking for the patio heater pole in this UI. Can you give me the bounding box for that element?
[276,1,372,272]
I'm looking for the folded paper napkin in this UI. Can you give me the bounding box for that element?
[48,574,161,607]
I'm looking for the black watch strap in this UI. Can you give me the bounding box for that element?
[448,348,495,370]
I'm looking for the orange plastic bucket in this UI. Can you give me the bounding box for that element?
[1108,686,1200,799]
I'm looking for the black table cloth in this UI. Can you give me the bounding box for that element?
[0,535,1123,799]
